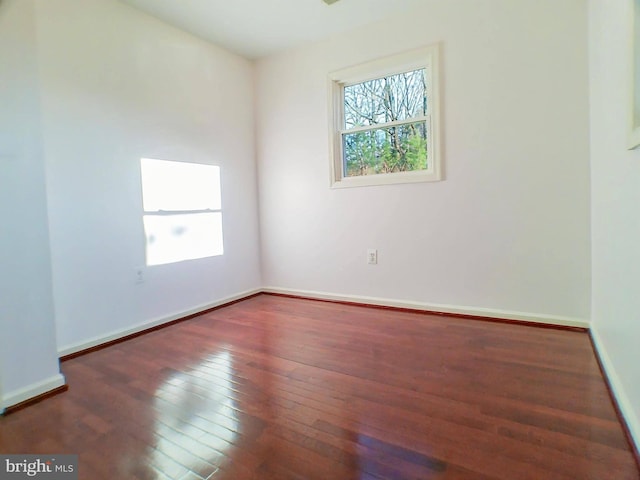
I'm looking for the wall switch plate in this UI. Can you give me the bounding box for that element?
[367,249,377,265]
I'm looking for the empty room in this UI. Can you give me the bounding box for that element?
[0,0,639,478]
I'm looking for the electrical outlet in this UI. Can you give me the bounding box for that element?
[367,249,377,265]
[135,267,144,284]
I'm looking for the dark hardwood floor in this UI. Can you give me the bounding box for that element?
[1,294,638,479]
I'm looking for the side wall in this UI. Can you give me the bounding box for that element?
[256,0,591,323]
[33,0,262,354]
[0,0,64,409]
[589,0,640,450]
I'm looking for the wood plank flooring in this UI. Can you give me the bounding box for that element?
[1,294,638,479]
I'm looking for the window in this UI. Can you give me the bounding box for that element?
[140,158,223,266]
[328,45,442,187]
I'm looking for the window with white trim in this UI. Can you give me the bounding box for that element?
[329,45,442,187]
[140,158,223,266]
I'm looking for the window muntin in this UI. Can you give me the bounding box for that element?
[329,46,441,187]
[140,158,223,266]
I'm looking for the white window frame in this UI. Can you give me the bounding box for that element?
[328,45,442,188]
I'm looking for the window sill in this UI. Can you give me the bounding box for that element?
[330,169,442,188]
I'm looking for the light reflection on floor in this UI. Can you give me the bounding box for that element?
[152,350,237,479]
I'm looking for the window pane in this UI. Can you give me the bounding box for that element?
[144,212,223,266]
[141,158,221,211]
[344,69,426,129]
[343,121,428,177]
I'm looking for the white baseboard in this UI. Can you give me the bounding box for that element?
[58,287,588,360]
[262,286,590,329]
[2,373,66,412]
[57,288,261,358]
[590,328,640,453]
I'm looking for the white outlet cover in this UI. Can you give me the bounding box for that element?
[135,267,144,284]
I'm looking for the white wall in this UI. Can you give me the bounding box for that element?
[589,0,640,449]
[0,0,64,409]
[32,0,262,353]
[256,0,591,322]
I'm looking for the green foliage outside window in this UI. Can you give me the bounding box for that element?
[342,68,428,177]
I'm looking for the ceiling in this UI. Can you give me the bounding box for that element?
[120,0,426,59]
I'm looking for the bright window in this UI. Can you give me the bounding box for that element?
[329,45,442,187]
[140,158,223,266]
